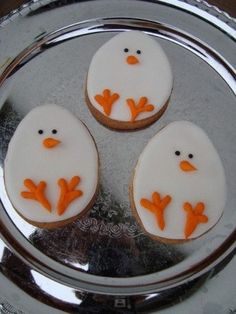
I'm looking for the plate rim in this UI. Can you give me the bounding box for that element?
[0,0,235,303]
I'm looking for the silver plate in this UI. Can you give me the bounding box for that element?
[0,0,235,312]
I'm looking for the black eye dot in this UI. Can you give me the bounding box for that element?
[188,153,194,159]
[136,50,141,54]
[38,129,43,134]
[124,48,129,53]
[52,129,57,134]
[175,151,181,156]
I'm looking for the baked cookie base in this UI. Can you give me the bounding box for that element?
[10,183,99,229]
[85,89,170,131]
[129,170,220,243]
[4,123,100,230]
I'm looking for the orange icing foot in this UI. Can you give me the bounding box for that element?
[21,179,51,212]
[126,97,155,122]
[57,176,83,216]
[94,89,120,116]
[140,192,172,230]
[183,202,208,239]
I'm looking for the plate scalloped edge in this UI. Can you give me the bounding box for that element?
[0,0,235,29]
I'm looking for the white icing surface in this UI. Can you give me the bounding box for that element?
[87,31,173,122]
[133,121,227,240]
[4,104,98,223]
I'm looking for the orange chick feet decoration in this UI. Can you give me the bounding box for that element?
[140,192,172,230]
[183,202,208,239]
[126,97,155,122]
[57,176,83,216]
[94,89,120,116]
[21,179,51,212]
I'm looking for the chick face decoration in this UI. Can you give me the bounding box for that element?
[86,31,173,130]
[132,121,226,241]
[4,105,99,228]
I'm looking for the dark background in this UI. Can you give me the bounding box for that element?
[0,0,236,18]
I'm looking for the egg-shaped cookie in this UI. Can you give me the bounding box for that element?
[131,121,226,241]
[4,104,99,228]
[86,31,173,130]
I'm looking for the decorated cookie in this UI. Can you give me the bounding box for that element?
[131,121,226,241]
[4,104,99,228]
[86,31,173,130]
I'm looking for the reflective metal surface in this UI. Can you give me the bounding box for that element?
[0,0,235,312]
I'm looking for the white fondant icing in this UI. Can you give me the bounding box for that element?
[87,31,173,122]
[4,104,98,223]
[133,121,226,240]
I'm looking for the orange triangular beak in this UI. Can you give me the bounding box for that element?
[179,160,197,172]
[126,55,139,65]
[43,137,61,149]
